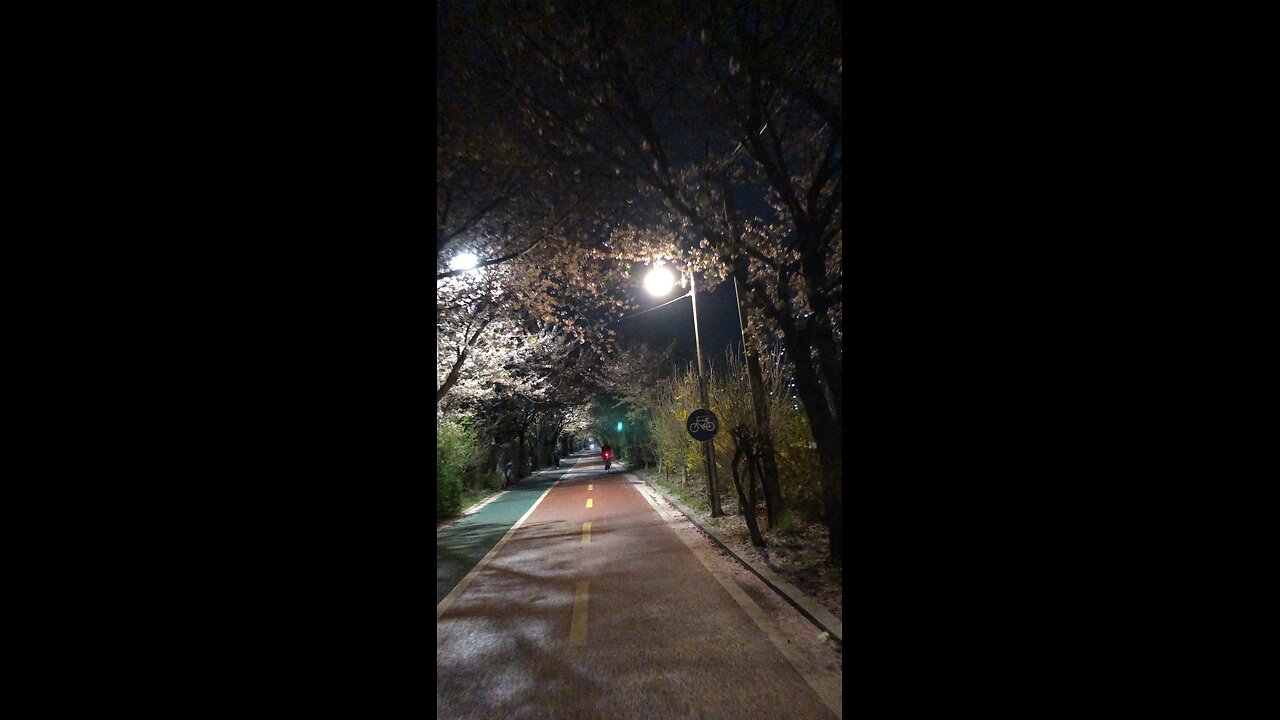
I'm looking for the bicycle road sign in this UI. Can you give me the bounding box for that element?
[686,408,719,441]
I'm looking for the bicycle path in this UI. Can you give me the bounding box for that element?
[436,453,838,719]
[437,454,587,603]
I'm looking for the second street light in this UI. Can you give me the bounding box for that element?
[642,263,723,517]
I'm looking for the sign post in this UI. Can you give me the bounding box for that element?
[687,273,724,515]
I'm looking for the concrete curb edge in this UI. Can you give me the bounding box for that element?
[632,471,842,646]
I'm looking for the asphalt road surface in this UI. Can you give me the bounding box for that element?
[437,452,840,719]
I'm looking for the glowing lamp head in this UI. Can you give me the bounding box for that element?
[449,252,478,271]
[644,266,675,296]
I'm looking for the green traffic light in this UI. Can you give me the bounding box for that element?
[617,421,623,432]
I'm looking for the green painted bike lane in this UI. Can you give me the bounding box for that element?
[436,455,587,604]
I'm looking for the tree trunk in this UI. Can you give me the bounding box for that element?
[788,334,843,566]
[747,453,768,527]
[745,350,784,529]
[500,442,514,488]
[435,315,494,404]
[535,425,549,469]
[734,271,784,529]
[705,440,723,517]
[802,242,843,421]
[813,422,842,565]
[730,443,766,548]
[734,253,842,559]
[515,430,527,481]
[533,426,543,469]
[436,347,471,404]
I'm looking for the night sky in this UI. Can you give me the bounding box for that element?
[610,185,780,374]
[614,264,744,374]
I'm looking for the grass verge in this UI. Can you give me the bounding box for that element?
[457,488,498,514]
[443,474,507,521]
[448,464,562,520]
[632,467,710,514]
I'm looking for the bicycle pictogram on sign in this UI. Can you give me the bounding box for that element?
[688,416,717,434]
[685,408,720,441]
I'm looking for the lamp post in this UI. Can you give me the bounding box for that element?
[644,265,723,517]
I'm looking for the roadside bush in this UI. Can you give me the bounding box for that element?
[630,343,824,522]
[482,470,503,491]
[774,509,797,536]
[437,418,476,519]
[647,365,707,484]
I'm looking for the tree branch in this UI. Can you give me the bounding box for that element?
[436,313,494,404]
[437,237,546,280]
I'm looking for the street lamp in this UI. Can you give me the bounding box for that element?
[644,264,724,517]
[449,252,478,271]
[643,266,675,296]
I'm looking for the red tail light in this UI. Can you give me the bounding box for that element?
[603,451,612,458]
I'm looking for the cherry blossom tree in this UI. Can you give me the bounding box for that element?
[447,0,844,563]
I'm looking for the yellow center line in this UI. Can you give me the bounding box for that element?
[582,521,591,544]
[586,498,593,508]
[588,484,593,491]
[569,581,589,647]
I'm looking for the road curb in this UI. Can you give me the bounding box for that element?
[631,471,843,646]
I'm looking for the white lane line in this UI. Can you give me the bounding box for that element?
[460,489,508,516]
[437,461,580,621]
[633,481,673,521]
